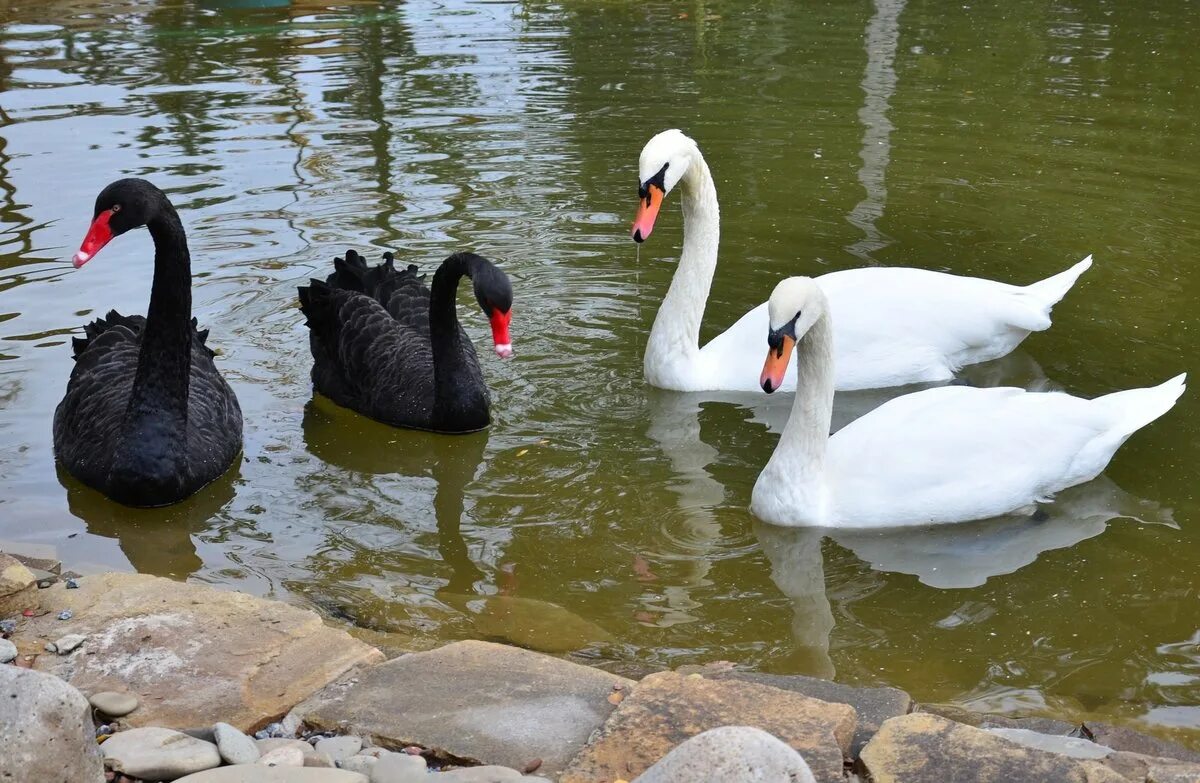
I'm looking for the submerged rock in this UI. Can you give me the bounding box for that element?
[633,726,816,783]
[101,726,222,780]
[0,665,105,782]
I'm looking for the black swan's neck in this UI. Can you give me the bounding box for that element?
[135,204,193,402]
[429,253,488,429]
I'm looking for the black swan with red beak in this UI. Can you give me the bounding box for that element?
[53,178,243,507]
[298,249,513,433]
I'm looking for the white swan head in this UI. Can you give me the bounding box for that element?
[762,277,826,393]
[632,129,698,243]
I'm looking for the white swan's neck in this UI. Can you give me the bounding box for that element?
[752,312,835,526]
[644,153,720,387]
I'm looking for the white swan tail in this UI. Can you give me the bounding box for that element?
[1098,372,1187,435]
[1023,254,1093,311]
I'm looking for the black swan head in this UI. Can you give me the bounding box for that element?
[467,255,514,358]
[73,178,167,268]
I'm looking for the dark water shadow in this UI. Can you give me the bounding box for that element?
[58,460,240,579]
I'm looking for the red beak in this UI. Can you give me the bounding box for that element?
[74,210,115,268]
[489,308,513,358]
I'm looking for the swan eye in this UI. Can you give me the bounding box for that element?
[111,204,122,214]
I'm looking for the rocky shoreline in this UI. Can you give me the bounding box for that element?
[3,550,1199,782]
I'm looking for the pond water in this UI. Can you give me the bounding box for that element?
[1,0,1198,746]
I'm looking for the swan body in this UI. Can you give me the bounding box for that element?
[54,179,242,507]
[633,129,1092,392]
[751,277,1185,529]
[298,250,513,434]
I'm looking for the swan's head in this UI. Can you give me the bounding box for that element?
[632,129,699,243]
[761,277,825,394]
[74,178,166,268]
[468,255,515,359]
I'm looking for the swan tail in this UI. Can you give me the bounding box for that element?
[71,310,145,359]
[1097,373,1186,436]
[297,278,334,328]
[1022,254,1093,313]
[322,249,421,306]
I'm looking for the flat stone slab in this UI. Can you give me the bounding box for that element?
[860,713,1129,783]
[679,661,911,755]
[296,640,632,777]
[560,671,856,783]
[15,573,383,731]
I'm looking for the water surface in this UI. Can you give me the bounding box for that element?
[1,0,1198,746]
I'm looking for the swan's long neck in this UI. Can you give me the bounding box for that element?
[753,312,836,525]
[644,153,720,385]
[429,253,490,430]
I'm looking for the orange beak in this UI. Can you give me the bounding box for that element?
[760,335,795,393]
[631,183,664,243]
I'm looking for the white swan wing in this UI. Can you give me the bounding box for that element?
[695,301,798,392]
[824,377,1180,528]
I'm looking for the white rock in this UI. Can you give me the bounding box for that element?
[0,637,16,663]
[0,665,104,782]
[632,726,816,783]
[102,726,222,780]
[305,751,335,768]
[174,768,369,781]
[257,738,312,755]
[368,752,427,783]
[214,721,261,764]
[89,690,139,717]
[436,766,523,782]
[315,735,363,763]
[259,744,306,767]
[355,747,392,759]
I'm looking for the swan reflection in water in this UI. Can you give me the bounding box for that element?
[755,476,1175,676]
[301,396,612,653]
[645,350,1173,674]
[60,460,239,579]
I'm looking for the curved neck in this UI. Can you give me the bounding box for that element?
[757,311,836,523]
[129,202,193,416]
[429,253,489,425]
[645,151,720,380]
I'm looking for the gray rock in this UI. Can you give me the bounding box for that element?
[679,662,911,756]
[90,690,139,717]
[368,753,427,783]
[259,745,306,767]
[437,766,524,782]
[0,665,105,782]
[354,748,392,759]
[986,727,1112,759]
[174,769,369,782]
[1087,723,1200,763]
[340,756,378,775]
[633,726,816,783]
[47,633,87,654]
[0,637,16,663]
[298,640,632,779]
[315,735,363,763]
[102,726,222,780]
[215,721,261,764]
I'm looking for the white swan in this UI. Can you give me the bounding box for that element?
[633,129,1093,392]
[750,277,1185,529]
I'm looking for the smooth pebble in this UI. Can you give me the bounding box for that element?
[258,745,305,767]
[90,690,139,717]
[315,736,363,763]
[0,638,16,663]
[368,753,426,783]
[213,721,260,765]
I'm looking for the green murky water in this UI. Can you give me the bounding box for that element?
[1,0,1198,745]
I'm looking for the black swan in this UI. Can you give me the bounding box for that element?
[298,250,513,433]
[53,178,243,507]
